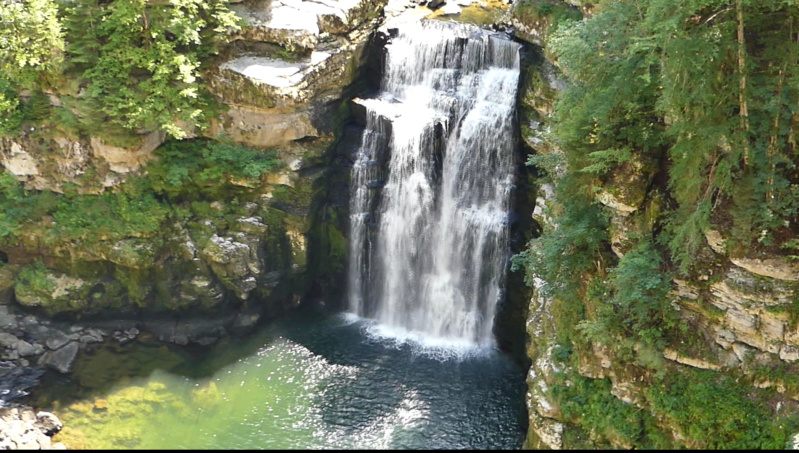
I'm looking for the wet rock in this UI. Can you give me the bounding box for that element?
[0,266,17,305]
[43,330,70,351]
[33,412,62,437]
[439,2,462,15]
[17,316,37,329]
[78,329,104,344]
[232,311,261,334]
[143,316,233,346]
[0,332,18,350]
[42,341,79,374]
[195,337,218,346]
[200,234,262,299]
[15,341,36,357]
[234,217,269,235]
[0,366,44,406]
[0,306,16,329]
[112,327,139,345]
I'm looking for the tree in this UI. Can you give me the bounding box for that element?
[0,0,64,86]
[66,0,240,138]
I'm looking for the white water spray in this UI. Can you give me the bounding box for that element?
[348,21,521,346]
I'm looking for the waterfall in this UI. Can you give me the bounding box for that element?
[347,21,521,346]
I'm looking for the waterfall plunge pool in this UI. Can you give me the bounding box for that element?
[29,309,527,449]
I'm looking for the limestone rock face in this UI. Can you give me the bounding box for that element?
[89,132,164,175]
[0,267,17,306]
[0,131,164,193]
[200,233,263,300]
[511,0,582,46]
[0,141,39,178]
[524,282,565,450]
[730,257,799,281]
[14,273,94,314]
[230,0,385,46]
[205,0,387,148]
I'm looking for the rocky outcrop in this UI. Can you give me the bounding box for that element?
[524,290,565,449]
[511,0,582,47]
[0,407,66,450]
[0,0,381,362]
[0,133,165,193]
[204,0,387,148]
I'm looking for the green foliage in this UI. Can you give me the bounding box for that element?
[548,1,666,180]
[552,374,672,449]
[513,0,582,36]
[146,139,282,201]
[0,137,281,247]
[51,190,168,242]
[0,0,64,86]
[16,261,55,294]
[579,240,677,350]
[21,90,53,123]
[62,0,240,138]
[0,165,168,245]
[648,369,799,449]
[511,181,608,294]
[511,173,609,348]
[0,172,41,238]
[543,0,799,273]
[0,78,22,135]
[516,3,799,447]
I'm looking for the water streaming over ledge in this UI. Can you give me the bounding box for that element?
[348,21,521,346]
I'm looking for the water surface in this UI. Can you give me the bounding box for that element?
[37,311,527,449]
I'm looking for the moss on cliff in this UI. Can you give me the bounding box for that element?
[0,135,335,317]
[516,1,799,448]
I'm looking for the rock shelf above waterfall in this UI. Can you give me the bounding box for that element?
[204,0,388,147]
[230,0,381,48]
[220,53,332,89]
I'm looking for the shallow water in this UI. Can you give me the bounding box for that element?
[34,311,527,449]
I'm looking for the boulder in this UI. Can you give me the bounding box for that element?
[33,412,62,437]
[42,341,79,374]
[200,234,262,299]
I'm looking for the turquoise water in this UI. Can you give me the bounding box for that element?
[35,310,527,449]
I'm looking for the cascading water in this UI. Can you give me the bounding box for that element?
[348,21,521,347]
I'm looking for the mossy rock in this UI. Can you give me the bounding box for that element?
[106,239,163,270]
[14,263,126,316]
[0,265,20,305]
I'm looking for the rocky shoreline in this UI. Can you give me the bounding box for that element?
[0,406,65,450]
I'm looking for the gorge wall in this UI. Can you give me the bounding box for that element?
[7,0,798,450]
[513,0,799,449]
[0,0,388,405]
[0,0,535,419]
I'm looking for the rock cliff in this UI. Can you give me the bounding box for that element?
[513,0,799,449]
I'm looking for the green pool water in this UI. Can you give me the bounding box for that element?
[32,311,527,449]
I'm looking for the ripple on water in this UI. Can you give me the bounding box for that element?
[45,314,526,450]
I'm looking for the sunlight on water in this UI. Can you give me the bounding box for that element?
[46,315,525,450]
[54,338,357,449]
